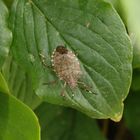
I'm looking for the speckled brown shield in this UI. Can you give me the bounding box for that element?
[51,45,82,89]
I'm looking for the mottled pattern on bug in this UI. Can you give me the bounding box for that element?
[51,45,82,89]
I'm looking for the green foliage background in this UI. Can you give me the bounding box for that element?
[0,0,140,140]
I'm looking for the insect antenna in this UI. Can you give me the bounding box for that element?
[42,80,57,85]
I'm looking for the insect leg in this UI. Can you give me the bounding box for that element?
[77,81,97,95]
[60,82,67,97]
[39,53,52,69]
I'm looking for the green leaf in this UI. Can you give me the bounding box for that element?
[131,69,140,91]
[133,43,140,69]
[104,0,118,6]
[0,72,10,94]
[0,92,40,140]
[35,103,106,140]
[0,0,12,68]
[120,0,140,45]
[124,92,140,140]
[10,0,132,121]
[2,55,42,109]
[3,0,14,9]
[120,0,140,69]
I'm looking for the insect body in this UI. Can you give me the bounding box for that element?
[51,45,82,89]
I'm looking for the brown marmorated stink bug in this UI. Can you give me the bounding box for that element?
[50,45,94,97]
[52,45,81,88]
[40,45,95,97]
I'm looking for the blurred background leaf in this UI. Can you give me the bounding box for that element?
[130,69,140,91]
[120,0,140,45]
[124,92,140,140]
[0,91,40,140]
[0,0,12,68]
[0,72,10,94]
[35,102,106,140]
[119,0,140,69]
[3,0,14,9]
[2,54,42,109]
